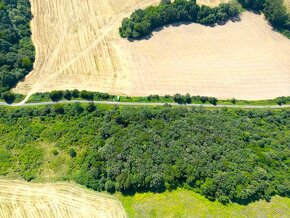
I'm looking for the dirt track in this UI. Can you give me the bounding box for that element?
[0,179,126,218]
[13,0,290,100]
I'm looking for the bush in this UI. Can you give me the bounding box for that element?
[173,93,185,104]
[49,91,63,102]
[147,95,160,101]
[208,97,218,106]
[52,149,59,156]
[53,104,64,114]
[200,96,208,103]
[72,89,79,98]
[1,92,15,104]
[276,97,287,106]
[185,93,192,104]
[69,148,77,158]
[63,90,72,100]
[80,90,94,100]
[86,102,96,112]
[231,98,237,104]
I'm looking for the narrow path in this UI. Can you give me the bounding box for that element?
[0,99,289,109]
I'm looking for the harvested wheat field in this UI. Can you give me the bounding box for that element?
[14,0,290,100]
[0,179,126,218]
[116,12,290,100]
[13,0,161,96]
[285,0,290,11]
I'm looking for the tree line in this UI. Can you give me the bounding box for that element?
[1,89,290,106]
[119,0,240,39]
[237,0,290,37]
[0,0,35,95]
[0,104,289,204]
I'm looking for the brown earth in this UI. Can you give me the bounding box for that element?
[14,0,290,100]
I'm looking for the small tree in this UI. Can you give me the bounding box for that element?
[80,90,94,101]
[185,93,192,104]
[52,149,59,156]
[209,97,218,106]
[230,98,237,104]
[200,96,208,103]
[86,102,96,112]
[173,93,184,104]
[276,97,286,106]
[49,91,63,102]
[1,92,15,104]
[69,148,77,158]
[72,89,79,98]
[53,104,65,114]
[63,90,72,100]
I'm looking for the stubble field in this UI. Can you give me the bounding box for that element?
[0,179,126,218]
[13,0,290,100]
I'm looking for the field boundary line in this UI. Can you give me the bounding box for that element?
[0,100,289,109]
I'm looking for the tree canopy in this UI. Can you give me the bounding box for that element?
[0,0,35,94]
[0,105,289,204]
[119,0,240,39]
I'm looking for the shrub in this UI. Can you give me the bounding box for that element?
[72,89,79,98]
[86,102,96,112]
[208,97,218,106]
[52,149,59,156]
[53,104,64,114]
[49,91,63,102]
[63,90,72,100]
[173,93,185,104]
[1,92,15,104]
[200,96,208,103]
[185,93,192,104]
[69,148,77,158]
[80,90,94,100]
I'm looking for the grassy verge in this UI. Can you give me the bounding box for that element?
[25,91,290,106]
[116,188,290,218]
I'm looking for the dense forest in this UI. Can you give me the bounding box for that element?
[0,0,35,94]
[238,0,290,37]
[0,105,289,204]
[119,0,240,39]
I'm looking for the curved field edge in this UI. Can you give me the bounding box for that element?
[12,0,290,100]
[0,178,126,218]
[116,189,290,218]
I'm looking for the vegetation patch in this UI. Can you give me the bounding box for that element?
[120,0,290,39]
[119,0,241,39]
[117,188,290,217]
[0,0,35,94]
[0,105,289,204]
[24,90,290,106]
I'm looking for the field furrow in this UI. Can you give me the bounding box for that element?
[0,180,126,218]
